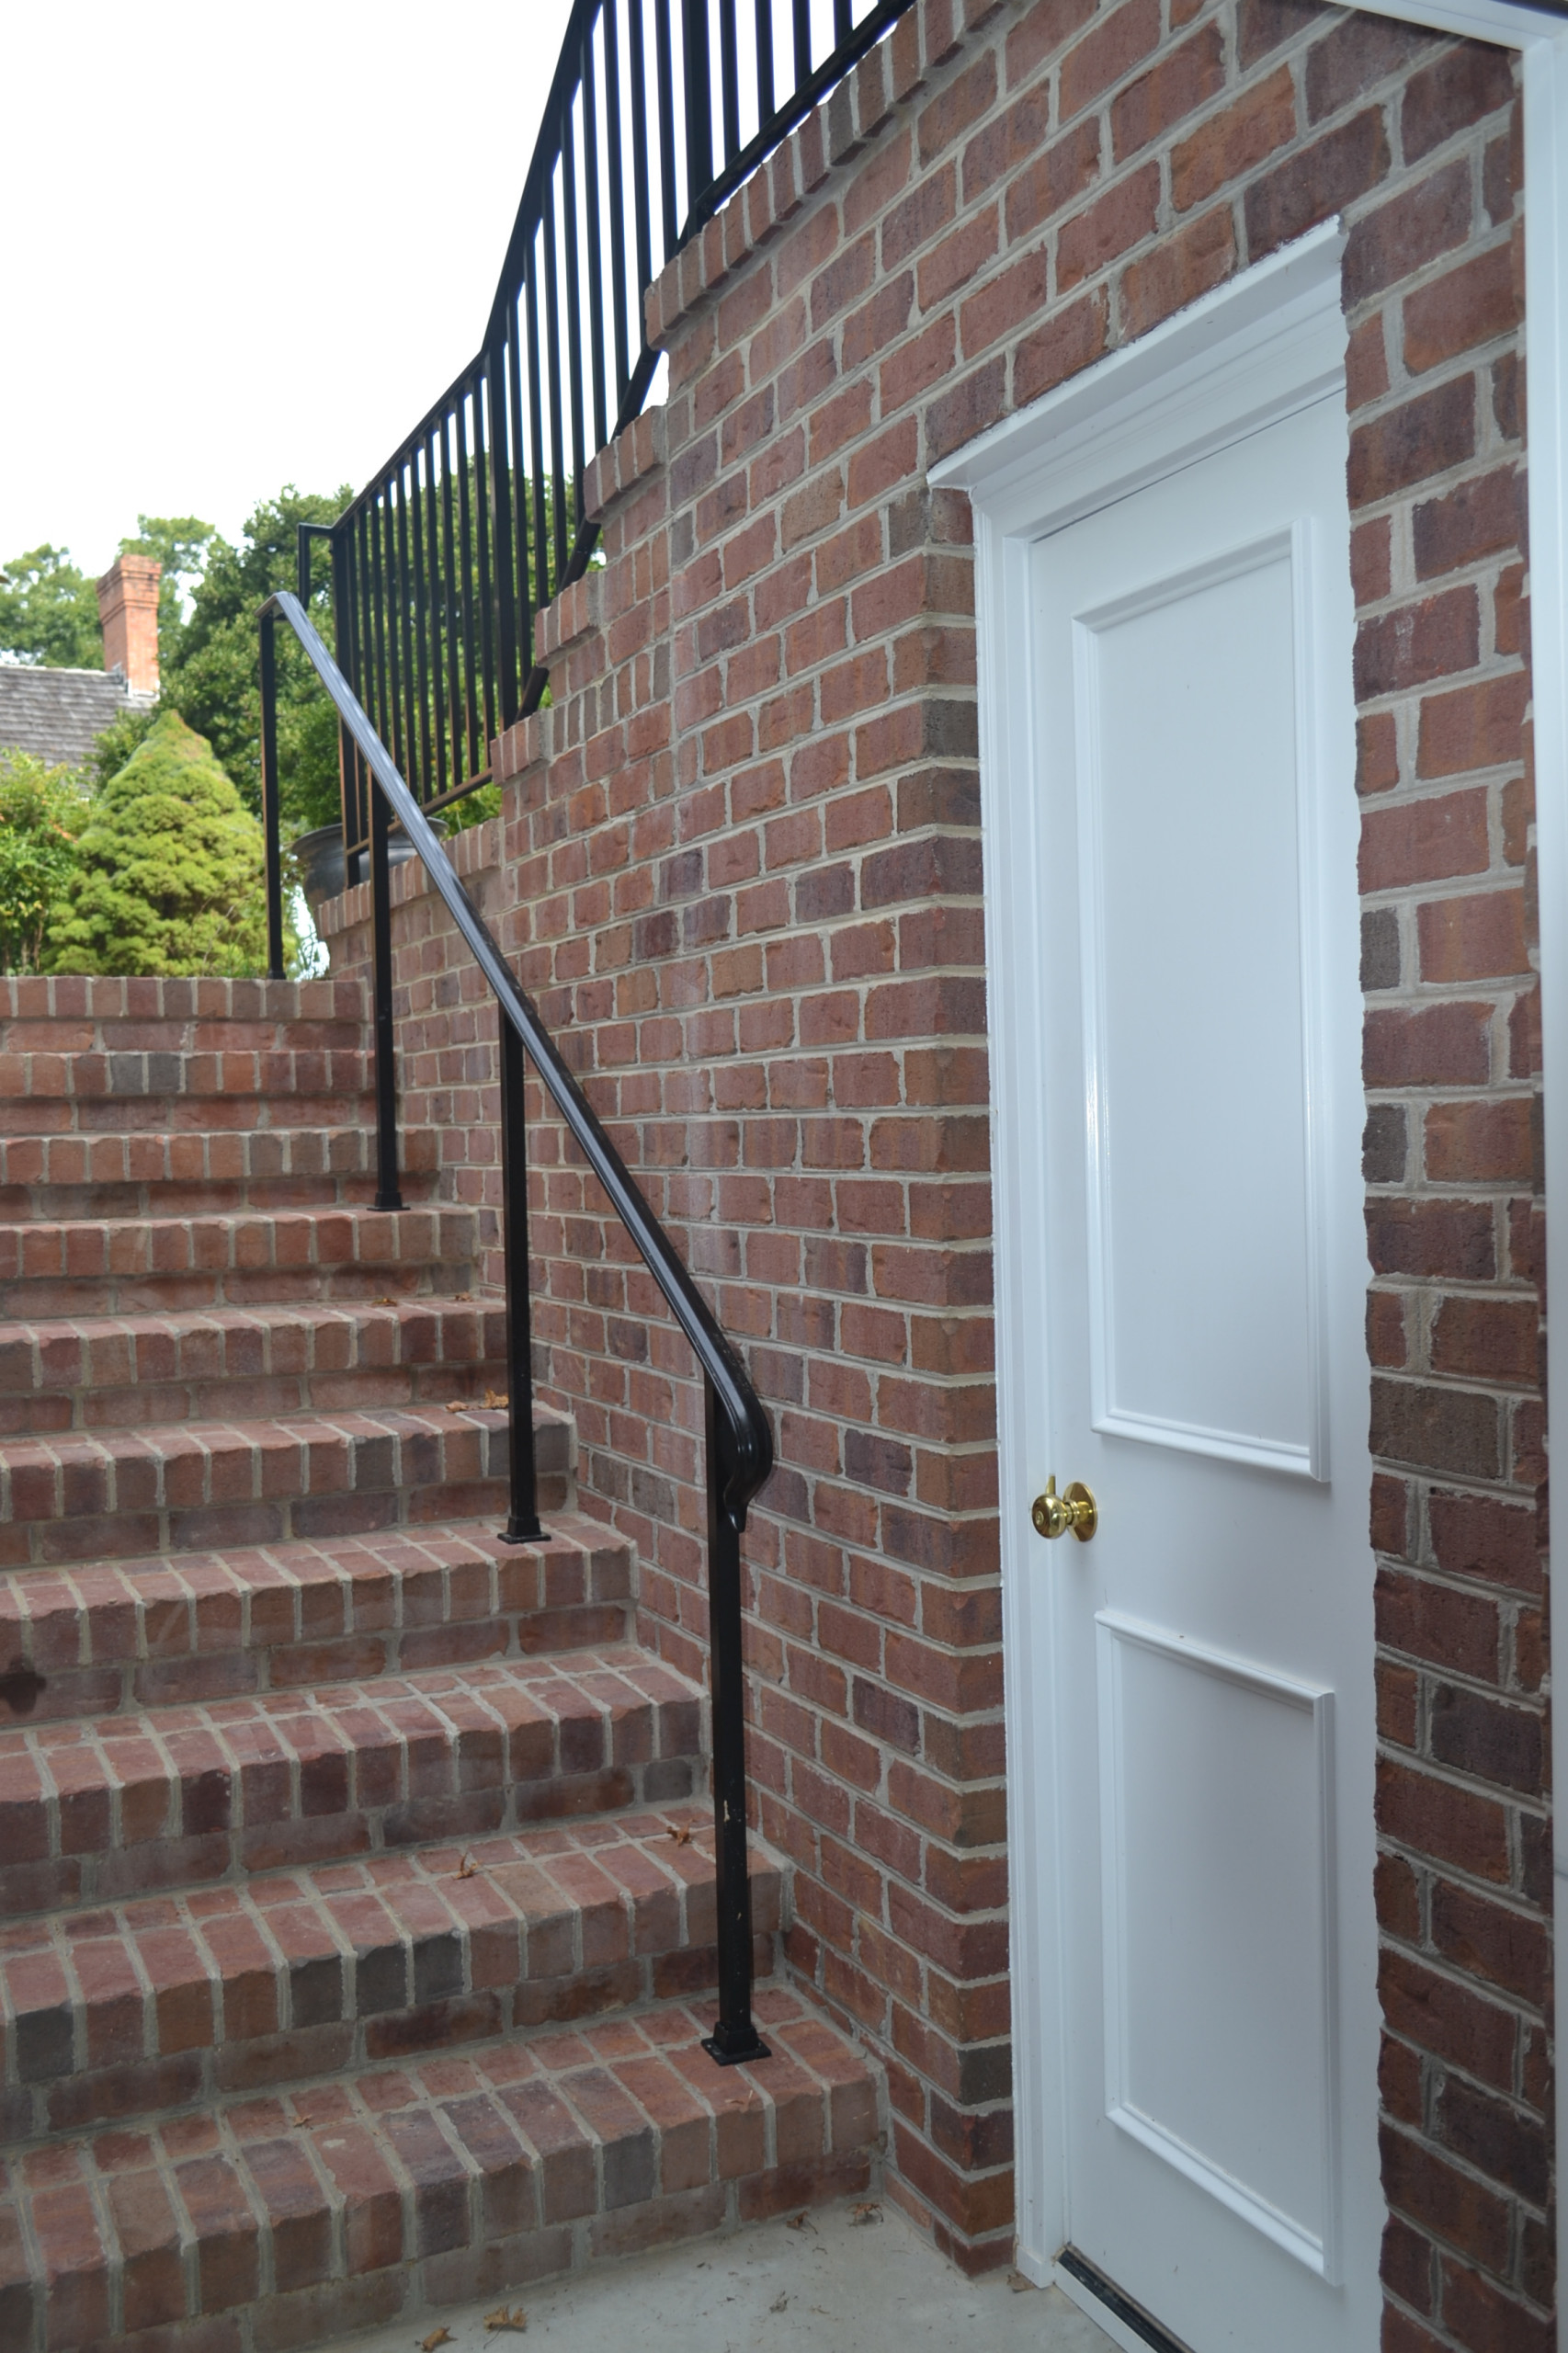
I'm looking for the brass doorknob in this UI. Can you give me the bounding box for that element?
[1030,1476,1097,1542]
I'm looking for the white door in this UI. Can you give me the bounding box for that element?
[1028,386,1381,2351]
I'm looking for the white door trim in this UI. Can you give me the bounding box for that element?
[933,3,1568,2337]
[932,217,1356,2297]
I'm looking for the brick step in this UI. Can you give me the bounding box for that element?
[0,1297,511,1438]
[0,1644,705,1915]
[0,1501,625,1727]
[0,973,368,1043]
[0,978,367,1044]
[0,1204,480,1318]
[0,1399,562,1571]
[0,1124,441,1222]
[0,1054,380,1141]
[0,1802,782,2147]
[0,1983,881,2353]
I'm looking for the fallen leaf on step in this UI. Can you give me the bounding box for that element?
[1006,2271,1036,2293]
[784,2212,815,2234]
[483,1388,509,1409]
[457,1854,479,1879]
[848,2201,881,2227]
[420,2331,453,2350]
[769,2293,788,2313]
[483,2306,528,2332]
[667,1824,692,1846]
[375,1296,396,1306]
[451,1290,473,1302]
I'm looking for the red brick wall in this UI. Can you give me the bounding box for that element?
[323,0,1548,2331]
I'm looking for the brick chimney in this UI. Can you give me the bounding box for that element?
[96,554,161,696]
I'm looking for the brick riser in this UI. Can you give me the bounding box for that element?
[0,1205,478,1319]
[0,976,884,2347]
[0,1125,443,1222]
[0,1115,440,1213]
[0,1084,382,1142]
[0,1987,879,2353]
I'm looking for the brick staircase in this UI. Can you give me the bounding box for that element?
[0,977,881,2353]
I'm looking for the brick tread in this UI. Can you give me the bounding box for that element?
[0,1984,879,2353]
[0,1802,783,2143]
[0,1644,706,1913]
[0,1297,511,1436]
[0,977,367,1030]
[0,1125,442,1221]
[0,1502,621,1724]
[0,1050,374,1104]
[0,1402,562,1569]
[0,1206,479,1318]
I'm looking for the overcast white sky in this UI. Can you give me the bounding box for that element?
[6,0,576,576]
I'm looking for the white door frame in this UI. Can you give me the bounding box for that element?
[931,1,1568,2340]
[934,222,1375,2341]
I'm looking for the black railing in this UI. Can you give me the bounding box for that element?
[326,0,918,858]
[262,589,776,2063]
[258,0,923,2064]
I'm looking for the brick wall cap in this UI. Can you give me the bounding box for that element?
[584,405,670,524]
[534,565,605,665]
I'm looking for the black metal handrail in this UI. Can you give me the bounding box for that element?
[261,588,776,2064]
[327,0,919,856]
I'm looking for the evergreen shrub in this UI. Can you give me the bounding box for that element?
[47,710,271,976]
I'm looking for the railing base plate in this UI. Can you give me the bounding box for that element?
[497,1522,545,1546]
[701,2029,771,2068]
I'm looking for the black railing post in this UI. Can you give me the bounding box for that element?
[330,526,359,866]
[486,336,520,733]
[259,612,285,983]
[497,1018,542,1543]
[368,775,403,1213]
[701,1374,769,2066]
[682,0,715,208]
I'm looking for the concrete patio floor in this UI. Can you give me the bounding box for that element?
[318,2195,1119,2353]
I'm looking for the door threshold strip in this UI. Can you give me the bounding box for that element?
[1055,2248,1197,2353]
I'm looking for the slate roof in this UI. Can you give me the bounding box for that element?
[0,665,154,771]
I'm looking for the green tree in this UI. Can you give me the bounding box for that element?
[0,750,90,972]
[47,710,270,977]
[0,546,102,668]
[118,515,218,660]
[161,485,348,835]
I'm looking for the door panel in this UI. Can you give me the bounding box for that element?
[1096,1614,1335,2274]
[1076,533,1321,1475]
[1031,392,1379,2352]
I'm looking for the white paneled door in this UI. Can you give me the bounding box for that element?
[1028,385,1381,2350]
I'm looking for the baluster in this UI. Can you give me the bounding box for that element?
[260,613,284,983]
[369,769,403,1215]
[719,0,740,164]
[498,1020,542,1544]
[682,0,715,209]
[700,1373,769,2064]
